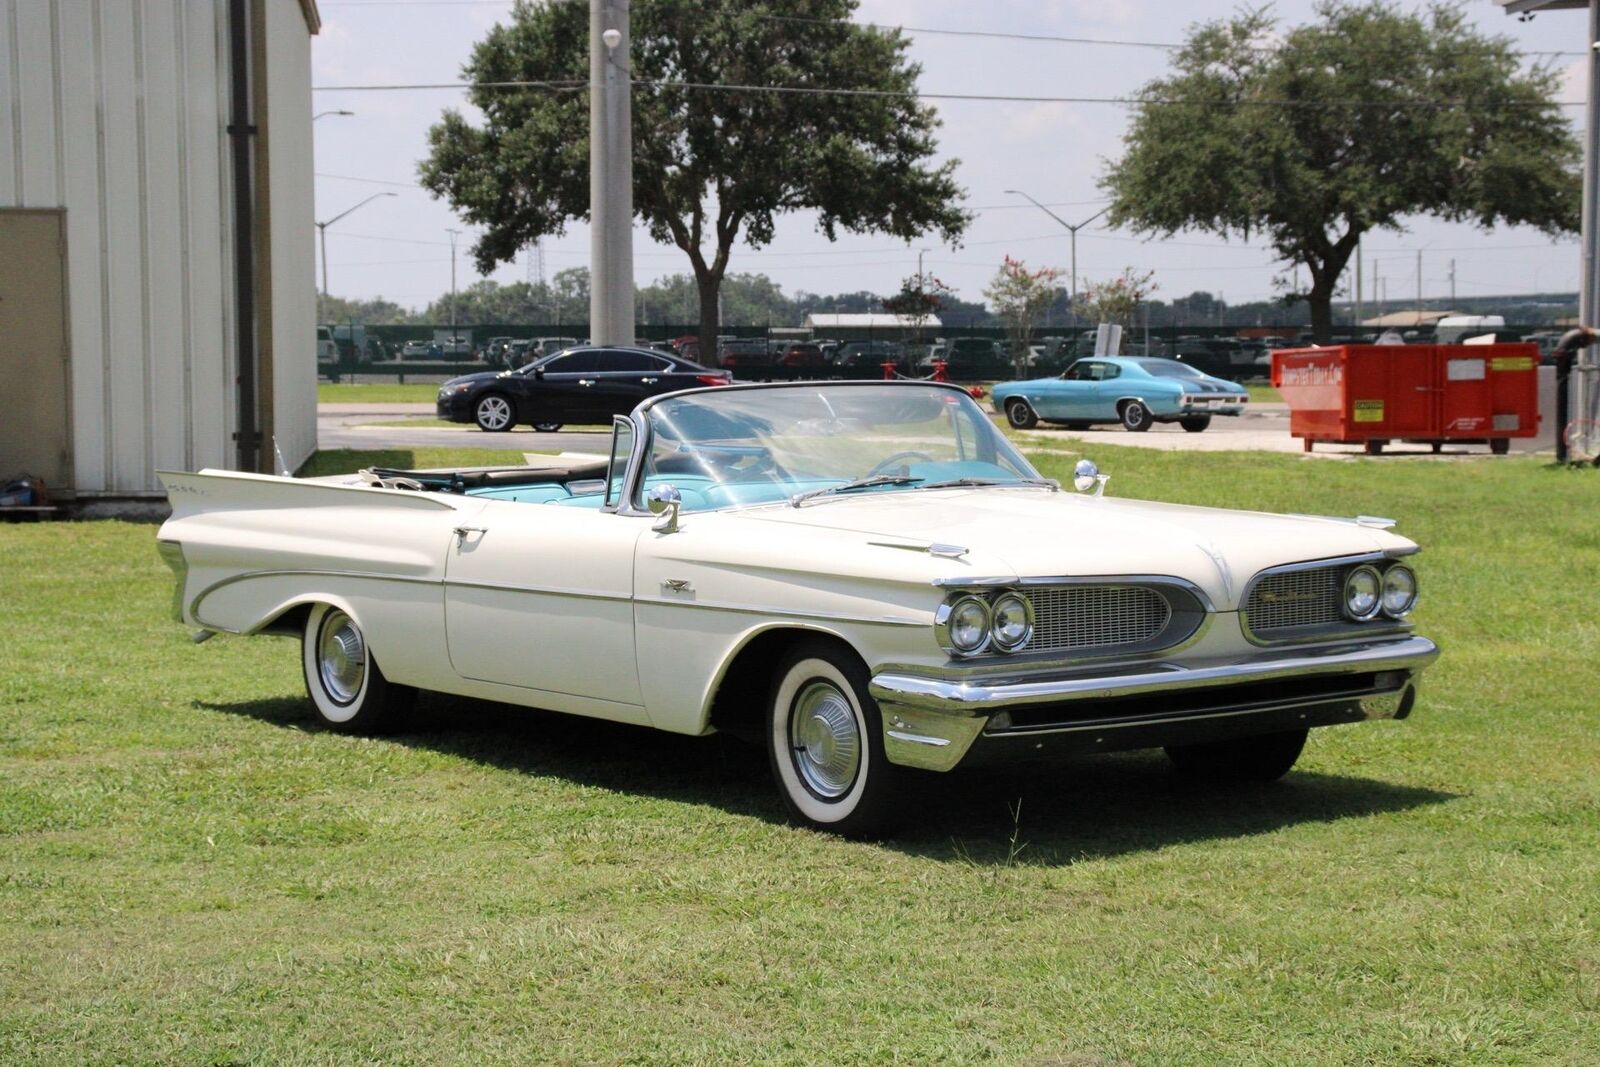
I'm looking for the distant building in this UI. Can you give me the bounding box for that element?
[0,0,321,503]
[805,312,943,337]
[1359,310,1462,329]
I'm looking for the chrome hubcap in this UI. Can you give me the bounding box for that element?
[317,610,366,705]
[790,680,861,799]
[478,397,511,429]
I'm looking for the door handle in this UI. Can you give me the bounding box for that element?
[641,377,659,384]
[453,526,487,545]
[578,379,595,386]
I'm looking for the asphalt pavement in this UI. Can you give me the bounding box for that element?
[318,400,1554,460]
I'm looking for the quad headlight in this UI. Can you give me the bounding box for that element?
[1380,564,1418,618]
[991,593,1034,652]
[1343,565,1383,621]
[938,591,1037,657]
[943,595,992,655]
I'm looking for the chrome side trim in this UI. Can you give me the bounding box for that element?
[869,635,1439,716]
[634,595,925,628]
[189,569,445,630]
[157,540,188,622]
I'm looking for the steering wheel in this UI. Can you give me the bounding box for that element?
[867,451,935,477]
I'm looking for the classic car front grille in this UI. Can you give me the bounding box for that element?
[1245,565,1346,635]
[1026,586,1172,654]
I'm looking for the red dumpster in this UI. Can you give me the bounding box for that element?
[1272,344,1540,455]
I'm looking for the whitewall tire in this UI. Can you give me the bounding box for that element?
[766,640,904,837]
[301,604,413,733]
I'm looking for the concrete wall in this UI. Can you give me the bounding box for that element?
[0,0,317,496]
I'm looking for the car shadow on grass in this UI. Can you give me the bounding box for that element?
[202,692,1458,867]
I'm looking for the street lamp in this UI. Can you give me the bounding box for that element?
[1003,189,1108,321]
[313,109,354,122]
[446,228,462,337]
[315,192,397,319]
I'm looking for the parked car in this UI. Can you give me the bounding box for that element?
[158,380,1438,837]
[316,327,337,375]
[399,339,441,360]
[438,335,473,360]
[1160,337,1248,380]
[992,356,1249,432]
[833,340,906,376]
[532,336,581,359]
[479,336,515,367]
[436,345,731,432]
[504,339,535,369]
[716,339,775,375]
[774,342,828,377]
[918,338,1011,380]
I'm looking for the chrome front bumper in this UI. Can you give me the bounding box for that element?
[870,635,1439,771]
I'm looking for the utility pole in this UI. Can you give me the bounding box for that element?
[1416,248,1423,322]
[1003,189,1106,322]
[446,228,461,335]
[1449,258,1457,304]
[314,191,396,322]
[590,0,634,344]
[1373,261,1381,318]
[1354,240,1363,329]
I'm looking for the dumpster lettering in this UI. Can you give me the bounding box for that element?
[1279,362,1344,388]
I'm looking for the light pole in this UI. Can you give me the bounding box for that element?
[1004,189,1108,322]
[315,191,396,320]
[590,0,634,344]
[446,228,462,337]
[313,109,354,122]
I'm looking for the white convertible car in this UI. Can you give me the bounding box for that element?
[159,381,1438,836]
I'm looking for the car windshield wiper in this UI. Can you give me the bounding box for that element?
[913,477,1058,491]
[789,474,923,507]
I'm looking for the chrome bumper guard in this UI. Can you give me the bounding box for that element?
[871,635,1439,771]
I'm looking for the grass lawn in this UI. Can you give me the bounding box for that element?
[1246,382,1283,404]
[319,382,442,404]
[3,445,1598,1065]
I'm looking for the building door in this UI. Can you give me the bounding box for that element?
[0,210,72,496]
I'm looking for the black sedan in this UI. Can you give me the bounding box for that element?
[437,346,731,431]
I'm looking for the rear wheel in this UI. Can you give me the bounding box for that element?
[766,640,905,838]
[1180,415,1212,433]
[474,393,515,432]
[531,422,564,433]
[1120,400,1152,432]
[1165,728,1308,783]
[301,604,414,733]
[1489,438,1510,456]
[1004,398,1038,429]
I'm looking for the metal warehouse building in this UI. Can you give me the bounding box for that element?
[0,0,320,503]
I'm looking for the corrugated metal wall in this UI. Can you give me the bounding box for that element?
[0,0,316,495]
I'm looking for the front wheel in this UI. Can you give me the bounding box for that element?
[301,604,414,733]
[1165,728,1308,783]
[766,640,905,838]
[1180,415,1212,433]
[474,393,515,432]
[1004,398,1038,429]
[1120,400,1152,432]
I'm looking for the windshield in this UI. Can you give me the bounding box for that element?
[1134,358,1207,379]
[636,384,1044,512]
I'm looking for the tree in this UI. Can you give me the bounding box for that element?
[421,0,969,358]
[881,273,954,343]
[319,295,416,325]
[1100,1,1580,343]
[1077,269,1158,337]
[984,257,1065,377]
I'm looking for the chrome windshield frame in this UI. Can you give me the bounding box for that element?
[619,380,1043,517]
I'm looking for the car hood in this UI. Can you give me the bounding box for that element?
[441,370,509,388]
[736,488,1406,610]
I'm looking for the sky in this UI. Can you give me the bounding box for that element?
[310,0,1590,315]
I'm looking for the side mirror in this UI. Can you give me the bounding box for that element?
[1073,459,1109,497]
[646,484,682,534]
[532,366,545,379]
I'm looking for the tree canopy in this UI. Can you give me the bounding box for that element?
[420,0,969,355]
[1100,1,1580,342]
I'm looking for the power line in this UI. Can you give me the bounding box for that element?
[310,77,1584,108]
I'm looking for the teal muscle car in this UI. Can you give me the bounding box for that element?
[991,356,1249,433]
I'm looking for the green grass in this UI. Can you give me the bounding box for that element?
[319,382,442,404]
[1246,382,1283,404]
[3,446,1599,1065]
